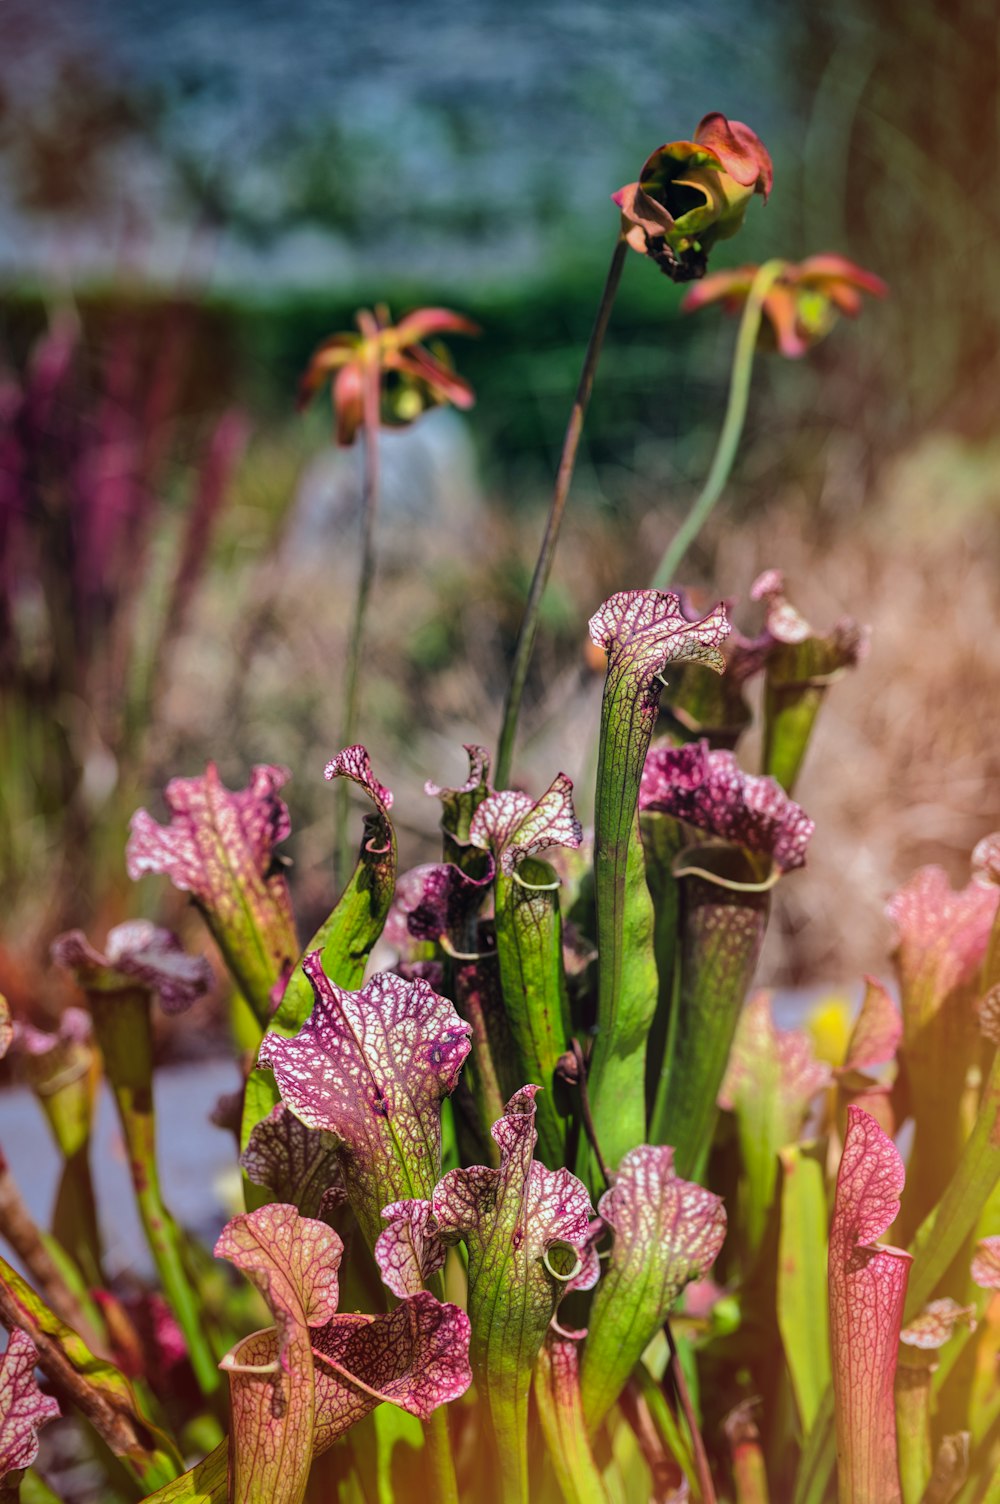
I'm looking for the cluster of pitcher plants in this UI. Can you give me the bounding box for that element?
[1,111,998,1504]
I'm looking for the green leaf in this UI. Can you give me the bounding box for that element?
[777,1142,831,1437]
[139,1442,229,1503]
[535,1329,609,1504]
[431,1088,597,1503]
[580,1145,726,1431]
[469,775,582,1166]
[720,995,829,1258]
[240,748,398,1177]
[905,1049,1000,1321]
[492,857,573,1167]
[586,590,730,1170]
[260,963,471,1248]
[650,844,772,1181]
[126,764,298,1028]
[828,1107,911,1504]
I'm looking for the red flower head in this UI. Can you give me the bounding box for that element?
[682,254,887,356]
[299,305,479,445]
[613,113,772,282]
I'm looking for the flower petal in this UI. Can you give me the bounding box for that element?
[694,112,774,197]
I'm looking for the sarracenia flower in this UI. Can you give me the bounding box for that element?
[682,254,887,357]
[298,305,479,445]
[613,113,772,282]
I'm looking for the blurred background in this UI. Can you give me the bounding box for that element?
[3,0,1000,1043]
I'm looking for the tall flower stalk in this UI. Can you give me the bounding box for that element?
[336,334,382,888]
[495,233,628,786]
[652,259,783,588]
[655,254,885,588]
[299,307,477,885]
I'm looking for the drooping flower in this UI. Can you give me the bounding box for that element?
[126,763,297,1026]
[828,1106,911,1504]
[640,739,814,874]
[299,305,479,446]
[259,957,472,1248]
[0,1329,60,1482]
[613,113,772,282]
[682,254,887,356]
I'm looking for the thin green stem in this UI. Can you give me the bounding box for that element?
[496,233,627,787]
[90,992,221,1400]
[652,260,785,590]
[424,1405,460,1504]
[335,349,382,890]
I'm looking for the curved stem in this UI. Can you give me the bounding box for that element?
[495,233,627,787]
[651,260,785,590]
[335,353,382,890]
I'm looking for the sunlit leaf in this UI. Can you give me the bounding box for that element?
[240,1103,345,1220]
[260,959,471,1247]
[888,866,997,1234]
[581,1144,726,1430]
[719,992,830,1253]
[51,922,212,1015]
[587,588,731,1168]
[431,1087,596,1498]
